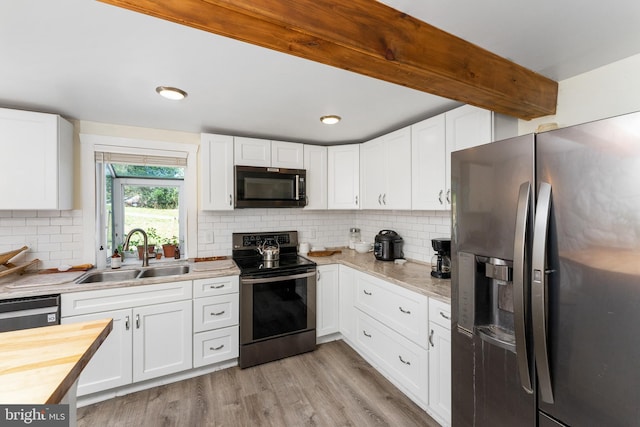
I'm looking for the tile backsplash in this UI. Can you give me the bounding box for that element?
[197,208,451,263]
[0,210,84,270]
[0,208,451,270]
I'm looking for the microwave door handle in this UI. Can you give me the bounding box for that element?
[513,182,533,394]
[295,174,300,200]
[532,182,554,403]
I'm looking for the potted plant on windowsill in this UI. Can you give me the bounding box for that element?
[162,236,178,259]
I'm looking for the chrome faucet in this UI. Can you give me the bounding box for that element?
[123,228,150,267]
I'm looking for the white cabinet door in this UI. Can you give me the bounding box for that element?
[200,133,234,210]
[360,128,411,210]
[411,115,447,210]
[234,136,271,166]
[339,265,357,342]
[428,322,452,426]
[445,105,492,200]
[316,264,340,338]
[384,127,412,210]
[360,136,386,209]
[428,298,451,426]
[303,144,327,209]
[328,144,359,209]
[271,140,304,169]
[133,300,193,382]
[62,309,133,396]
[0,107,73,210]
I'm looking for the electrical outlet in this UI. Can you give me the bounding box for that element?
[202,231,214,244]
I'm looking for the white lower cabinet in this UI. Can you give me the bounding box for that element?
[428,299,452,426]
[338,265,357,342]
[355,310,429,407]
[192,276,239,368]
[316,264,340,339]
[61,281,193,397]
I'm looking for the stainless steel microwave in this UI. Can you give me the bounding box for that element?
[235,166,307,208]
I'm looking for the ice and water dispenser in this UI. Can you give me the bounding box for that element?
[457,251,517,352]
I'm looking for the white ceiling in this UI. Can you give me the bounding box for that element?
[1,0,640,145]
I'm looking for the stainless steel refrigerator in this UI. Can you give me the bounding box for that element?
[451,111,640,426]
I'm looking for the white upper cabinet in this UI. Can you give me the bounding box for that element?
[0,108,73,210]
[234,137,304,169]
[361,127,411,210]
[303,144,328,209]
[271,140,304,169]
[412,105,517,210]
[328,144,360,209]
[411,115,447,210]
[234,137,271,166]
[200,133,234,210]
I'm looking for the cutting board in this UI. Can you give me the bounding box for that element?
[39,264,93,274]
[306,250,342,257]
[192,259,236,272]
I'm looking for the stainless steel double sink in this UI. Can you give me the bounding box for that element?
[76,265,190,284]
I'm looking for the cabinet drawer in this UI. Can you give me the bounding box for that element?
[355,272,428,348]
[193,294,239,333]
[429,298,451,330]
[193,325,239,367]
[62,281,192,316]
[193,276,239,298]
[355,310,428,407]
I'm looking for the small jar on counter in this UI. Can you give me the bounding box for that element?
[349,228,361,249]
[111,249,122,269]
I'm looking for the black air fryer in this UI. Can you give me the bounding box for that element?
[374,230,404,261]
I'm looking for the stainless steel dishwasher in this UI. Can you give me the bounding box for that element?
[0,294,60,332]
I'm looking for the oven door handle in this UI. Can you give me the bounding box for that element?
[241,270,316,284]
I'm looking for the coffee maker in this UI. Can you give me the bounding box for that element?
[431,238,451,279]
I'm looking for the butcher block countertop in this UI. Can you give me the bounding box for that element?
[308,248,451,303]
[0,318,112,404]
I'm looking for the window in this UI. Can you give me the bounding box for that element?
[106,163,185,260]
[80,133,198,267]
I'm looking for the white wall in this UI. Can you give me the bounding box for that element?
[519,53,640,134]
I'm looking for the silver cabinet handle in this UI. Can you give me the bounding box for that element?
[317,270,321,281]
[439,311,450,320]
[125,315,130,330]
[135,314,140,329]
[383,194,387,205]
[210,284,225,289]
[438,190,443,205]
[514,181,534,394]
[229,194,232,206]
[446,189,451,204]
[398,355,411,365]
[210,344,225,351]
[211,310,226,316]
[378,194,382,205]
[532,182,554,403]
[363,290,372,296]
[399,307,411,314]
[429,329,434,347]
[355,195,358,205]
[363,330,372,338]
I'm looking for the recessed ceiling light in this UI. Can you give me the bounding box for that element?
[320,115,341,125]
[156,86,188,100]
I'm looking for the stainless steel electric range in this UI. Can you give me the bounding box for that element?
[232,231,317,369]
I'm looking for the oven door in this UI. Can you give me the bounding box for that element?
[240,269,316,345]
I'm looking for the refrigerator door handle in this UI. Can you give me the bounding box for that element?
[513,181,533,394]
[532,182,554,403]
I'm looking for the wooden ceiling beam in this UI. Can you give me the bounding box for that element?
[99,0,558,120]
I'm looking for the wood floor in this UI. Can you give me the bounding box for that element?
[77,340,441,427]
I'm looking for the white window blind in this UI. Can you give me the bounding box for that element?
[95,152,187,167]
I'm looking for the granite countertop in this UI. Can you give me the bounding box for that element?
[0,251,450,304]
[0,259,241,300]
[307,248,451,303]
